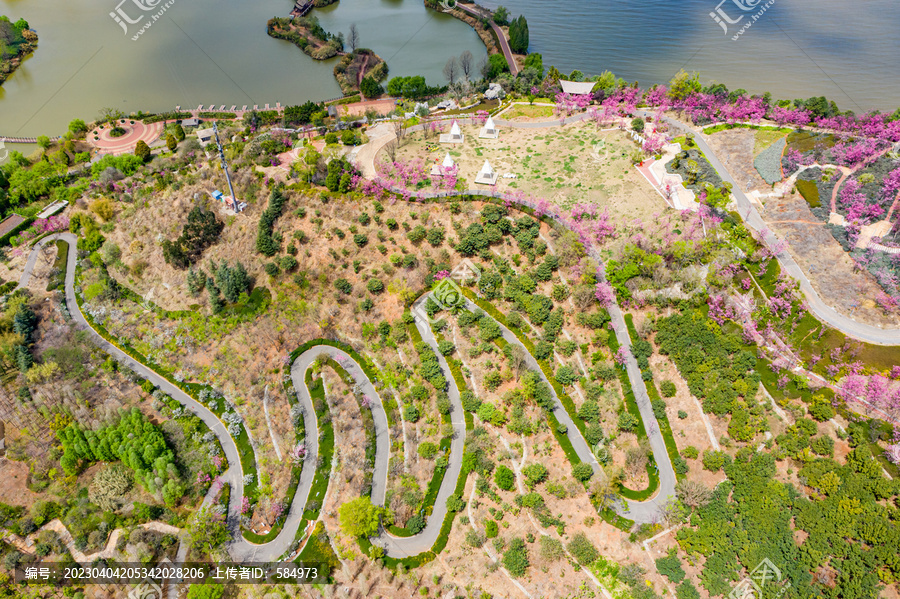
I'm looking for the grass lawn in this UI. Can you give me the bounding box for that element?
[501,104,554,120]
[753,128,792,154]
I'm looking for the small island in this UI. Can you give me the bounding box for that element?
[0,16,37,86]
[267,16,388,96]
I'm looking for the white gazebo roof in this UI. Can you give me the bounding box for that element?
[478,160,494,176]
[559,79,596,95]
[485,116,495,130]
[450,121,461,136]
[442,153,454,168]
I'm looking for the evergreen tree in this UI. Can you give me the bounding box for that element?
[508,16,529,54]
[134,140,151,162]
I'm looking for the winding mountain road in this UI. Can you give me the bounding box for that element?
[21,235,470,561]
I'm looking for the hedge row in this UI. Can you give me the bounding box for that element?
[387,324,456,535]
[0,216,35,247]
[457,292,636,529]
[623,314,684,482]
[140,111,192,124]
[241,356,313,544]
[462,289,590,438]
[288,336,388,421]
[363,319,473,569]
[303,372,334,521]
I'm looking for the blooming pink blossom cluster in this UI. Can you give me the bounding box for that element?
[375,158,428,189]
[840,179,884,224]
[594,282,615,307]
[241,495,251,515]
[829,138,884,169]
[11,214,71,247]
[433,270,450,281]
[554,92,592,117]
[290,442,307,465]
[430,165,459,193]
[642,133,666,156]
[707,294,737,325]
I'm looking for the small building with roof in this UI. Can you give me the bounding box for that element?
[196,127,215,147]
[479,116,499,139]
[474,160,498,185]
[559,80,597,95]
[439,121,464,144]
[431,153,455,176]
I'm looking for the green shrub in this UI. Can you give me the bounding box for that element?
[418,442,439,460]
[334,278,352,294]
[502,538,529,577]
[494,465,515,491]
[567,532,599,565]
[485,519,499,538]
[403,404,420,422]
[522,463,548,487]
[572,462,593,482]
[656,549,686,583]
[660,380,677,397]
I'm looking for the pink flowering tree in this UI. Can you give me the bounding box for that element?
[290,442,307,465]
[594,282,615,307]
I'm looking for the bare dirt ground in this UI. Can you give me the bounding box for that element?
[0,459,40,506]
[391,121,666,220]
[704,128,898,328]
[338,98,396,118]
[704,128,782,192]
[762,189,898,328]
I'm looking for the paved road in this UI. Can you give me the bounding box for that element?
[604,303,677,521]
[24,235,459,560]
[374,294,467,557]
[639,111,900,345]
[26,234,245,558]
[464,297,675,522]
[456,4,520,77]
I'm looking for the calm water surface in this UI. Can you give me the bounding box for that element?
[478,0,900,112]
[0,0,486,138]
[0,0,898,144]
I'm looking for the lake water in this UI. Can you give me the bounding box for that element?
[0,0,898,146]
[0,0,487,139]
[477,0,900,113]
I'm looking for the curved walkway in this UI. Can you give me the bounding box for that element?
[463,298,676,521]
[358,109,900,344]
[456,4,519,76]
[90,121,164,156]
[643,111,900,344]
[23,234,466,561]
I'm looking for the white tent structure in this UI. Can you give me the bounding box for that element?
[479,116,499,139]
[559,80,596,95]
[474,160,498,185]
[439,120,465,144]
[431,153,455,176]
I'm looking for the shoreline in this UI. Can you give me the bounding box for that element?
[0,28,38,87]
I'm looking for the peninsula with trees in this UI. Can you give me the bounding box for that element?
[0,17,37,86]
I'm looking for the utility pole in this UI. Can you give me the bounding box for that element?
[213,121,240,212]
